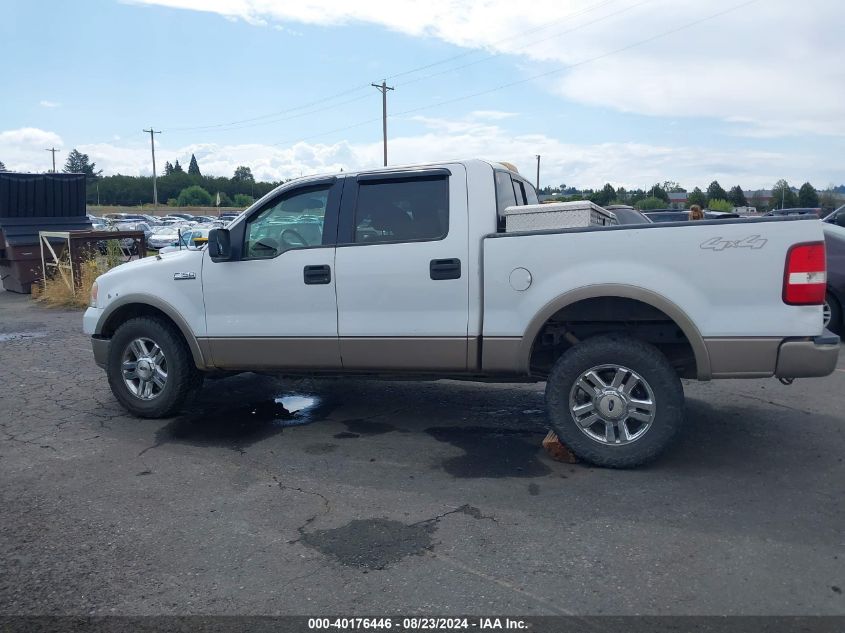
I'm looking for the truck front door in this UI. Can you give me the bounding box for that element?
[201,178,342,370]
[334,165,470,370]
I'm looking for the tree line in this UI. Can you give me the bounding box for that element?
[542,179,838,212]
[61,149,280,208]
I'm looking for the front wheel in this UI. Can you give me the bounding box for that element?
[545,334,684,468]
[106,316,203,418]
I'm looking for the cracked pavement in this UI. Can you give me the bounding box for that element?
[0,290,844,615]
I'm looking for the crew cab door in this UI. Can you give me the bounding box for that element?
[201,178,342,370]
[334,165,470,370]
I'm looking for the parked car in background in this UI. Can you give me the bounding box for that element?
[605,205,652,225]
[643,211,689,223]
[704,211,741,219]
[166,213,196,221]
[147,225,183,250]
[158,228,211,254]
[823,222,845,335]
[765,208,822,217]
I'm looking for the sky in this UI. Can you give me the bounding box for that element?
[1,0,843,190]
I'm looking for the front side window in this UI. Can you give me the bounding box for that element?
[243,185,330,259]
[353,177,448,244]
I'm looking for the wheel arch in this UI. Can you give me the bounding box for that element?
[96,294,208,370]
[521,284,711,379]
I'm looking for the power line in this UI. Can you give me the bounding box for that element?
[393,0,761,118]
[271,0,760,148]
[162,0,626,135]
[394,0,652,90]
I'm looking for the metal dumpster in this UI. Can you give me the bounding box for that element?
[0,172,91,293]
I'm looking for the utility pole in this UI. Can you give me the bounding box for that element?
[535,155,541,191]
[45,147,60,173]
[371,80,394,166]
[143,128,161,209]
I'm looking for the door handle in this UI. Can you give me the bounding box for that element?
[303,264,331,285]
[430,258,461,280]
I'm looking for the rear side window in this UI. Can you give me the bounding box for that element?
[353,177,448,243]
[522,180,539,205]
[495,171,517,217]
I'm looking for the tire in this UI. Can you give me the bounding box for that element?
[107,316,203,418]
[545,334,684,468]
[824,292,842,335]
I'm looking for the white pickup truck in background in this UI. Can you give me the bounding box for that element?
[83,159,839,467]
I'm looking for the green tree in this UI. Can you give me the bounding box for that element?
[63,148,102,180]
[749,191,768,213]
[662,181,686,193]
[590,183,616,206]
[706,180,727,202]
[188,154,201,177]
[172,159,184,173]
[727,185,747,207]
[647,184,669,203]
[687,187,707,208]
[232,165,255,183]
[636,196,667,211]
[708,199,733,212]
[771,179,797,209]
[233,193,254,207]
[798,182,819,207]
[163,161,174,176]
[0,160,6,171]
[177,185,212,206]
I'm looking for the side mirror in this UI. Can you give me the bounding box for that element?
[208,228,232,262]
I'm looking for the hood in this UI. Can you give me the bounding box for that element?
[96,249,204,288]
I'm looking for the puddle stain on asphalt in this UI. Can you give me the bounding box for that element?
[300,505,490,570]
[333,431,360,439]
[425,426,551,479]
[147,393,333,453]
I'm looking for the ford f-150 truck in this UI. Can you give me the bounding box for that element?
[83,160,839,467]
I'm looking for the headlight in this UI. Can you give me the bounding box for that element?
[89,281,99,308]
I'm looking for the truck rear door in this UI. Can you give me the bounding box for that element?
[334,165,470,370]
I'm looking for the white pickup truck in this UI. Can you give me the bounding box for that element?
[83,159,839,467]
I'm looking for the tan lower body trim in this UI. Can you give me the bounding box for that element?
[703,337,781,378]
[202,337,341,370]
[481,337,523,373]
[340,337,467,371]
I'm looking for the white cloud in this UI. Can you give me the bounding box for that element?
[39,100,61,108]
[0,128,64,172]
[127,0,845,137]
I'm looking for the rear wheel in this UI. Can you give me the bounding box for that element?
[824,292,842,335]
[545,334,684,468]
[107,316,202,418]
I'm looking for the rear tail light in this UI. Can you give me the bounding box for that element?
[783,241,826,305]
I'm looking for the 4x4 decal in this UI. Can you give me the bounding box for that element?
[700,235,768,251]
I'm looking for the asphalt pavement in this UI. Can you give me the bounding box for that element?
[0,291,843,616]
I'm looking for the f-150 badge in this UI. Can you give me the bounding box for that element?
[173,272,197,280]
[700,235,767,252]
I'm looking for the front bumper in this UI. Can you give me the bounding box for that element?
[775,332,840,378]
